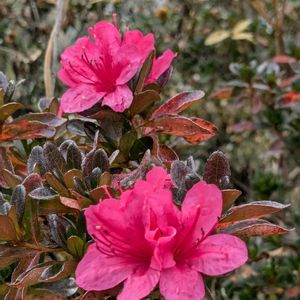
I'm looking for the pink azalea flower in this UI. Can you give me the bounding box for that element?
[76,167,248,300]
[58,21,154,114]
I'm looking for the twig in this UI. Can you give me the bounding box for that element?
[44,0,68,98]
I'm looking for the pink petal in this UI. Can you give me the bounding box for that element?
[75,244,136,291]
[85,198,122,239]
[102,84,133,112]
[145,166,173,190]
[59,36,99,87]
[58,68,78,88]
[182,181,222,236]
[159,266,205,300]
[85,194,152,258]
[189,234,248,276]
[117,267,160,300]
[123,30,155,62]
[88,21,121,55]
[115,44,142,85]
[59,84,105,113]
[145,49,176,84]
[151,225,177,270]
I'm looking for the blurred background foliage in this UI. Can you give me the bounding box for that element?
[1,0,300,299]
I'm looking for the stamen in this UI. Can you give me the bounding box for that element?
[117,182,124,193]
[68,61,97,84]
[113,13,118,29]
[103,186,113,198]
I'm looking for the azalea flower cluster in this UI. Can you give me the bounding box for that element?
[76,167,248,300]
[58,20,175,114]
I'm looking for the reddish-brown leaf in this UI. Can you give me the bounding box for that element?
[11,261,76,288]
[0,168,22,189]
[285,286,300,298]
[203,151,230,187]
[151,90,205,120]
[89,186,117,202]
[69,190,92,208]
[0,102,24,123]
[22,173,43,193]
[146,115,217,144]
[0,245,37,269]
[184,118,218,143]
[222,189,242,212]
[60,196,81,210]
[220,201,290,223]
[0,148,14,189]
[14,112,66,127]
[157,144,179,163]
[210,88,233,100]
[272,55,296,64]
[0,120,55,142]
[130,90,161,116]
[0,215,18,241]
[219,219,291,237]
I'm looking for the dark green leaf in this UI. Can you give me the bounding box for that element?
[11,184,26,222]
[27,146,48,176]
[66,143,82,170]
[43,142,66,176]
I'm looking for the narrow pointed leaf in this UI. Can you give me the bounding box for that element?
[222,189,242,212]
[220,219,291,237]
[0,120,55,142]
[11,184,26,222]
[134,50,155,93]
[151,90,205,119]
[221,201,290,223]
[0,103,24,123]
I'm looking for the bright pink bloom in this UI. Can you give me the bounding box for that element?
[145,50,177,85]
[58,21,154,114]
[76,167,247,300]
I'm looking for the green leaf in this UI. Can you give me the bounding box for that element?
[134,50,154,93]
[119,131,137,157]
[129,136,153,161]
[67,236,87,260]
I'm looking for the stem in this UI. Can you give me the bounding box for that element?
[273,0,286,55]
[44,0,68,97]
